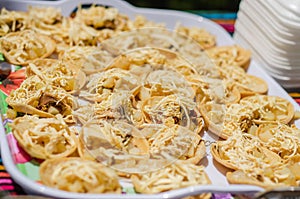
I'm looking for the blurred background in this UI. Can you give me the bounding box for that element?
[126,0,241,12]
[125,0,241,35]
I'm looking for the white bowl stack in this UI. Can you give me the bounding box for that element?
[234,0,300,90]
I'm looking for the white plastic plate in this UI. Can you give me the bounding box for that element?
[0,0,299,198]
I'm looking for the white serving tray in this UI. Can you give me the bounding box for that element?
[0,0,299,198]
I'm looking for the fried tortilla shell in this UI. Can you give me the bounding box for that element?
[141,94,204,135]
[28,6,62,25]
[100,28,218,78]
[175,24,216,50]
[147,124,206,164]
[240,95,294,125]
[256,123,300,159]
[200,94,295,139]
[218,65,268,97]
[189,76,241,105]
[79,68,139,102]
[227,168,298,189]
[80,122,206,174]
[58,46,115,75]
[40,157,121,193]
[27,59,86,92]
[10,115,77,159]
[0,30,56,65]
[210,132,283,171]
[6,76,77,119]
[131,161,211,194]
[286,155,300,182]
[237,75,269,97]
[206,45,251,71]
[0,8,28,36]
[25,58,58,77]
[199,103,228,139]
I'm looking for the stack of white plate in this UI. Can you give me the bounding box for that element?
[234,0,300,89]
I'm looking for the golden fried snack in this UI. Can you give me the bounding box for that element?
[221,95,290,138]
[73,91,132,125]
[200,102,255,139]
[25,58,58,77]
[129,15,165,29]
[6,75,77,119]
[206,45,251,71]
[66,19,101,46]
[27,5,64,43]
[189,76,241,105]
[226,167,298,189]
[74,4,163,45]
[40,157,121,193]
[286,155,300,182]
[200,95,294,139]
[129,73,196,128]
[175,24,216,49]
[131,161,211,194]
[141,94,204,134]
[240,95,294,124]
[212,132,299,188]
[0,8,28,36]
[211,132,282,170]
[80,122,206,173]
[79,121,150,173]
[227,155,300,188]
[256,123,300,159]
[82,121,149,156]
[199,103,227,139]
[0,30,56,65]
[105,47,218,102]
[77,131,97,161]
[107,48,170,71]
[211,131,300,186]
[100,28,218,77]
[27,59,86,92]
[218,65,268,97]
[73,11,117,42]
[33,16,100,46]
[80,68,139,102]
[58,46,115,75]
[11,115,77,159]
[74,5,124,30]
[143,69,195,99]
[28,6,62,25]
[147,124,206,164]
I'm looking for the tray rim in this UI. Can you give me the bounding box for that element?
[0,0,297,198]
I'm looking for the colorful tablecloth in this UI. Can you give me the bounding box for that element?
[0,10,299,198]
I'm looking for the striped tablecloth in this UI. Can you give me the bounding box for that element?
[0,10,299,198]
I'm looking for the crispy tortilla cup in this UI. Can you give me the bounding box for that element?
[0,30,56,65]
[40,157,121,193]
[206,45,251,71]
[11,115,77,159]
[131,161,211,194]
